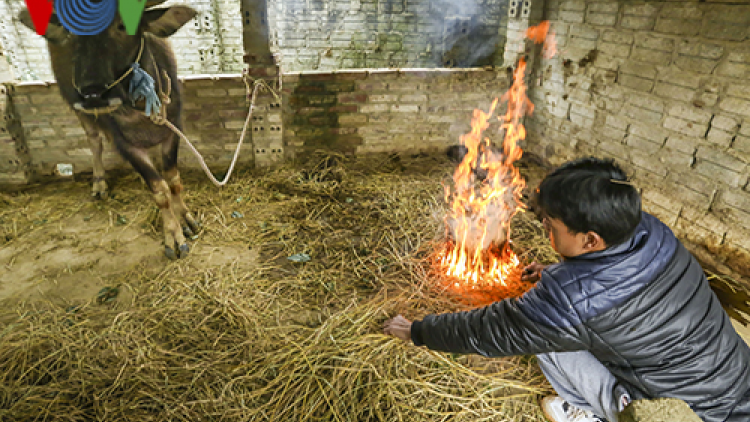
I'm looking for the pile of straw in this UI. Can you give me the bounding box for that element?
[0,152,569,421]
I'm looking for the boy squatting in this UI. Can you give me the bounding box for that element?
[383,157,750,422]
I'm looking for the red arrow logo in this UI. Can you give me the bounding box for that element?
[24,0,54,35]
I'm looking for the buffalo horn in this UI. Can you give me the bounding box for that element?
[145,0,170,9]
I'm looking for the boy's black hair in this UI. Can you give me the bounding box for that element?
[533,156,642,246]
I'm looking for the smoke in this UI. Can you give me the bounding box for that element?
[446,197,516,252]
[427,0,505,67]
[266,0,505,70]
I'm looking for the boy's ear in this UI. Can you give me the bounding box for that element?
[582,232,607,251]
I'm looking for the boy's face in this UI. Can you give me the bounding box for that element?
[542,216,607,258]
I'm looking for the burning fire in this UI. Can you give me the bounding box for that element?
[440,22,555,296]
[526,21,557,59]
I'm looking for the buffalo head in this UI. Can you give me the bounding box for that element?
[18,4,196,110]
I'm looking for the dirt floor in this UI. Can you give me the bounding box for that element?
[0,190,256,307]
[0,173,260,308]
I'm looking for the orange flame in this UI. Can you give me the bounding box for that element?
[525,21,549,44]
[526,21,556,60]
[439,21,556,298]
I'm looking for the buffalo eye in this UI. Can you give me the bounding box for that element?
[117,23,126,32]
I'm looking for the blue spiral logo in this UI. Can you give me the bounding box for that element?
[56,0,117,36]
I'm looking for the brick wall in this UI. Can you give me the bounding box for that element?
[5,75,256,181]
[0,0,51,81]
[0,0,243,82]
[177,0,244,74]
[2,68,509,186]
[518,0,750,277]
[0,84,31,184]
[0,0,506,82]
[283,69,510,155]
[267,0,508,71]
[0,45,12,82]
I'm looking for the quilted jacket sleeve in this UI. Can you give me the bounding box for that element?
[410,272,592,357]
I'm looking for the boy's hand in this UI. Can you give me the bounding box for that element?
[521,262,546,282]
[383,314,412,342]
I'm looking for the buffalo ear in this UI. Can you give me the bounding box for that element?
[17,9,67,43]
[142,6,197,38]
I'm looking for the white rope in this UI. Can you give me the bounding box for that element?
[161,73,281,187]
[78,62,283,188]
[161,78,263,187]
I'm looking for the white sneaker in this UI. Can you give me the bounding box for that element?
[541,396,607,422]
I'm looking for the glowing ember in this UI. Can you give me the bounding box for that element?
[440,21,556,295]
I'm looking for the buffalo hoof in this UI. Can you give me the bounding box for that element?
[92,190,109,200]
[91,178,108,200]
[182,219,202,238]
[165,246,179,260]
[164,243,191,260]
[183,219,202,239]
[186,215,201,232]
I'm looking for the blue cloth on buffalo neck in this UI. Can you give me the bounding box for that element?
[128,63,161,117]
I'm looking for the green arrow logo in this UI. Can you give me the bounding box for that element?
[118,0,147,35]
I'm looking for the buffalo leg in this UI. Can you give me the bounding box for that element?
[106,120,189,259]
[161,125,200,238]
[76,112,108,199]
[152,177,190,259]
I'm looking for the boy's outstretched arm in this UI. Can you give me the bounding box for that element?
[382,263,547,344]
[383,271,591,357]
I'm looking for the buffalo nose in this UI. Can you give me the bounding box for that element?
[78,85,106,100]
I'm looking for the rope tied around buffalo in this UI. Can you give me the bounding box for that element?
[75,47,282,188]
[149,73,280,187]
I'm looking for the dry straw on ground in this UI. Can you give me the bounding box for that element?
[0,152,746,421]
[0,153,553,421]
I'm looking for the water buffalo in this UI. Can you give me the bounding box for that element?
[18,2,200,259]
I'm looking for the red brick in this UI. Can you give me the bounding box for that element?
[337,93,368,103]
